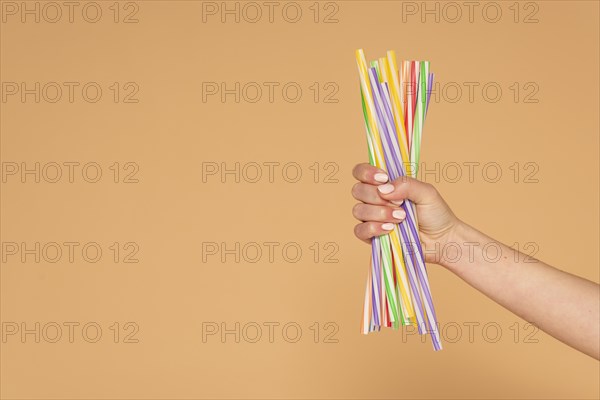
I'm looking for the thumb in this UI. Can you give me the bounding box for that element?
[376,176,438,205]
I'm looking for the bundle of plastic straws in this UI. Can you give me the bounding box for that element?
[355,49,442,350]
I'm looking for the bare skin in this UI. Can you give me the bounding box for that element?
[351,163,600,359]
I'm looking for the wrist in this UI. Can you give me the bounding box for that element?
[434,220,479,272]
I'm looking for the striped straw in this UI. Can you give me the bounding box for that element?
[356,49,442,350]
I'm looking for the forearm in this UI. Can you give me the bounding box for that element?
[440,222,600,359]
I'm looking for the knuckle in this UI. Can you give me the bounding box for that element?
[423,182,437,195]
[352,203,363,218]
[396,175,410,185]
[379,206,388,220]
[351,182,362,198]
[353,223,363,238]
[367,222,378,236]
[392,178,408,195]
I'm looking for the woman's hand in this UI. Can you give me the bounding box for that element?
[351,163,462,264]
[352,163,600,359]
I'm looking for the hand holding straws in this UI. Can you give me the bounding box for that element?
[356,49,441,350]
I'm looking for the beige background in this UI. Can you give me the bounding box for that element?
[1,1,599,399]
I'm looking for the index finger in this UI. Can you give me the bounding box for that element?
[352,163,389,184]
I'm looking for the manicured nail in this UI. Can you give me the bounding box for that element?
[382,223,395,231]
[374,173,389,183]
[377,184,394,194]
[392,209,406,220]
[391,200,404,206]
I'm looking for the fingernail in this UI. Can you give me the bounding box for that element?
[382,223,395,231]
[392,210,406,220]
[374,173,389,183]
[391,200,404,206]
[377,184,394,194]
